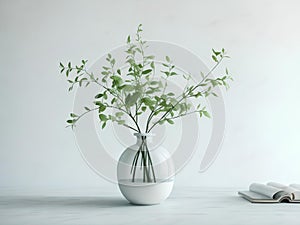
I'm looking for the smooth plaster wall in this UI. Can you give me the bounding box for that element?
[0,0,300,190]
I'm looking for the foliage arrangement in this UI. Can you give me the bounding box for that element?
[59,24,233,183]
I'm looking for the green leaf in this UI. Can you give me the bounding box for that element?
[127,35,131,43]
[212,48,221,56]
[150,81,159,85]
[137,24,143,33]
[59,62,64,68]
[111,75,123,87]
[84,107,90,111]
[158,120,165,125]
[203,111,211,118]
[79,78,87,87]
[142,69,152,75]
[111,98,116,104]
[108,115,115,121]
[144,55,154,60]
[99,104,106,112]
[102,122,107,129]
[211,80,218,87]
[99,114,107,121]
[67,119,73,124]
[212,55,218,62]
[150,61,155,69]
[125,92,141,107]
[122,85,135,92]
[166,119,174,124]
[162,71,170,76]
[103,92,108,100]
[117,120,125,125]
[194,92,202,97]
[145,89,155,95]
[166,56,170,62]
[95,101,106,112]
[70,113,78,117]
[111,58,116,65]
[115,112,124,117]
[142,97,155,107]
[167,92,175,96]
[95,93,104,99]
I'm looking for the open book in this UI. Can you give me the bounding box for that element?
[238,182,300,203]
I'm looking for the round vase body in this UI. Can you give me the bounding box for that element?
[117,133,175,205]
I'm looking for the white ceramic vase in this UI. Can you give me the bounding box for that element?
[117,133,175,205]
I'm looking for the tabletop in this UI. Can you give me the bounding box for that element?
[0,186,299,225]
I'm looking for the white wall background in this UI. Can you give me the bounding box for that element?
[1,0,300,190]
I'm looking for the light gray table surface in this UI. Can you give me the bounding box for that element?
[0,186,299,225]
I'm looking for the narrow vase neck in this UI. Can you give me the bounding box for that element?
[134,133,154,145]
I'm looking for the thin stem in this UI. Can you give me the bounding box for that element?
[80,68,129,112]
[75,107,99,122]
[129,112,141,133]
[69,104,139,132]
[78,67,143,132]
[131,143,143,182]
[142,138,151,182]
[122,124,139,132]
[145,143,156,183]
[164,110,201,121]
[130,137,155,183]
[145,109,156,132]
[105,105,140,132]
[130,150,140,174]
[147,57,224,132]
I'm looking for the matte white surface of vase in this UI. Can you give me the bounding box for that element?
[117,133,175,205]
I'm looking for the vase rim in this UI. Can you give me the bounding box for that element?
[134,132,155,137]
